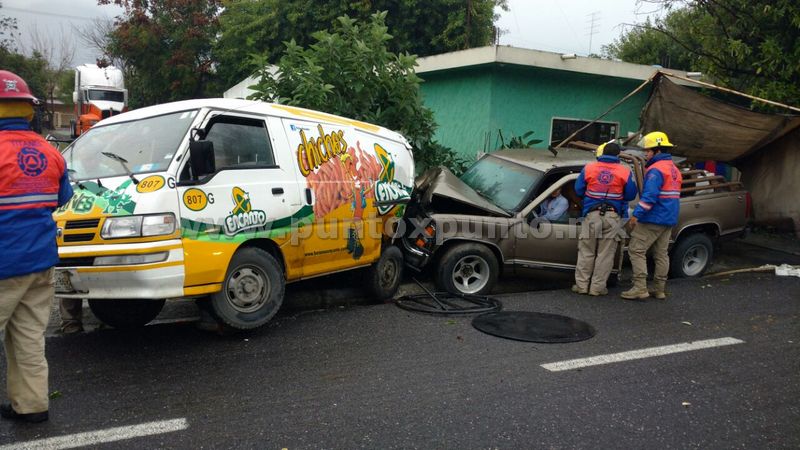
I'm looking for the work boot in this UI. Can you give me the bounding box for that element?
[0,404,48,423]
[621,278,649,300]
[589,288,608,296]
[60,321,84,335]
[649,279,667,300]
[571,284,588,295]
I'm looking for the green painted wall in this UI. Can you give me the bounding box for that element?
[417,67,494,158]
[419,64,650,161]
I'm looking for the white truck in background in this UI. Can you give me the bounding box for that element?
[71,64,128,138]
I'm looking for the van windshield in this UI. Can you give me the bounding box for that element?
[460,155,544,212]
[64,110,198,181]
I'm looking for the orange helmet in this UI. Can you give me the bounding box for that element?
[0,70,38,103]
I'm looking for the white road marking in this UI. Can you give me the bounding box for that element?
[541,337,745,372]
[0,418,188,450]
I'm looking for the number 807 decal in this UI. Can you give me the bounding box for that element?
[183,188,214,211]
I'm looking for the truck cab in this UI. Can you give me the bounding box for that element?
[72,64,128,138]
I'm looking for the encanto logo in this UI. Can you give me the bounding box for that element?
[373,144,409,215]
[224,186,268,235]
[296,124,348,177]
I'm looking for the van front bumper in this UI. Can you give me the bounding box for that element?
[56,239,185,299]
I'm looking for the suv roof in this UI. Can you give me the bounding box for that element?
[489,148,596,172]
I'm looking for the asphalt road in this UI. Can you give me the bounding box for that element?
[0,273,797,449]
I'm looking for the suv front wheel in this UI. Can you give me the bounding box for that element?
[436,243,499,295]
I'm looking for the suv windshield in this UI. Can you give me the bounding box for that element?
[88,89,125,102]
[460,154,544,212]
[63,110,198,180]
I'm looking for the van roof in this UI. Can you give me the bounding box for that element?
[489,148,595,172]
[97,98,409,145]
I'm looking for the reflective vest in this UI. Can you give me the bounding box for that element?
[647,159,683,200]
[0,129,69,280]
[583,161,630,201]
[0,130,65,210]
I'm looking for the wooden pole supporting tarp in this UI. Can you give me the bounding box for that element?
[553,72,657,150]
[660,72,800,114]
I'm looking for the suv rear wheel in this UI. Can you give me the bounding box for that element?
[670,233,713,278]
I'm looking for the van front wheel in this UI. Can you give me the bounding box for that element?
[211,248,285,330]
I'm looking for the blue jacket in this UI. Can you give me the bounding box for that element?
[575,155,638,217]
[632,153,681,226]
[0,119,73,280]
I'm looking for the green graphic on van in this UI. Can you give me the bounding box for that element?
[225,186,268,235]
[55,179,137,216]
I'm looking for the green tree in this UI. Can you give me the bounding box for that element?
[98,0,222,107]
[215,0,507,89]
[605,0,800,106]
[0,1,17,51]
[0,48,47,100]
[602,11,702,71]
[249,12,467,173]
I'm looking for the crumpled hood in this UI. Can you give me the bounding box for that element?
[414,166,510,217]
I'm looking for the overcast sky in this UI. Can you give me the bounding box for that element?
[3,0,660,69]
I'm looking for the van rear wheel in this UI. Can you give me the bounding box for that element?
[366,246,404,301]
[210,248,285,330]
[88,299,165,329]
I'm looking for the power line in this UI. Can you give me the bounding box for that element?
[585,11,601,55]
[3,6,114,22]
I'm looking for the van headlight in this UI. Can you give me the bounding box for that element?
[101,214,176,239]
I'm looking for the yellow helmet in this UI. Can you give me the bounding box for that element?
[595,142,606,158]
[595,139,618,157]
[641,131,674,149]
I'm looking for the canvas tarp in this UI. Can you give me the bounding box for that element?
[640,75,800,233]
[640,76,800,162]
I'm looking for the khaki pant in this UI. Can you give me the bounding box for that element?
[575,210,622,293]
[629,222,672,287]
[0,268,52,414]
[59,298,83,333]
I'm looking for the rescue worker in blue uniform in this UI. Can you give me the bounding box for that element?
[573,142,637,296]
[622,131,683,300]
[0,70,73,423]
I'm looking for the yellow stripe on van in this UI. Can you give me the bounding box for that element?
[76,261,183,273]
[272,104,381,133]
[184,283,222,296]
[60,244,182,259]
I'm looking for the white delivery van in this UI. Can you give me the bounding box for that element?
[54,99,414,330]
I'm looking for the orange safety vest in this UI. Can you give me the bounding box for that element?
[583,161,630,201]
[0,130,65,210]
[647,159,682,200]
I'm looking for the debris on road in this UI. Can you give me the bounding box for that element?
[775,264,800,278]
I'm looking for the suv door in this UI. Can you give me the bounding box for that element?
[512,174,582,271]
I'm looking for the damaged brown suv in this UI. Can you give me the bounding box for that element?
[402,148,749,295]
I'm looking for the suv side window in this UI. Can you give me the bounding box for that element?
[205,116,275,169]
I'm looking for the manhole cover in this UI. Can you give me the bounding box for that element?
[472,311,595,343]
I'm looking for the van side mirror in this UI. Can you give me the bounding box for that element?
[189,140,215,180]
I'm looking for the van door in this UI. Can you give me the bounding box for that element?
[178,112,305,287]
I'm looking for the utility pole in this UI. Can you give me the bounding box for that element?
[585,11,601,55]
